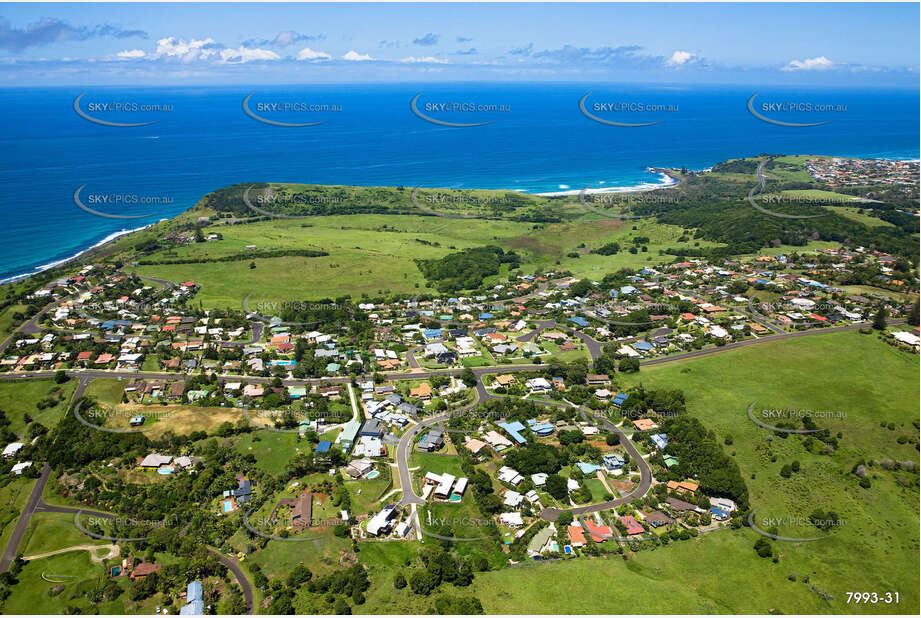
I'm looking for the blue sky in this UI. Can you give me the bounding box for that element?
[1,2,918,86]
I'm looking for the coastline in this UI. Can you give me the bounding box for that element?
[0,172,683,286]
[0,224,154,286]
[535,170,679,197]
[0,151,913,287]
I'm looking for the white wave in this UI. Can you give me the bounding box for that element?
[537,171,679,197]
[1,224,153,285]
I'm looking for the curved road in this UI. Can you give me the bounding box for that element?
[394,375,653,523]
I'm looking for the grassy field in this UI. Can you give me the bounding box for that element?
[20,512,106,557]
[0,476,37,556]
[234,431,306,473]
[355,330,920,615]
[124,213,728,307]
[0,378,78,437]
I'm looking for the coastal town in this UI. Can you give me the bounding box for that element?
[0,151,917,615]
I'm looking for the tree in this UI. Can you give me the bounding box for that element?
[545,474,567,500]
[459,368,477,387]
[908,303,920,327]
[779,464,792,478]
[54,370,69,384]
[872,308,887,330]
[556,511,573,526]
[333,598,352,615]
[409,570,440,595]
[753,537,773,558]
[619,357,640,373]
[393,573,407,590]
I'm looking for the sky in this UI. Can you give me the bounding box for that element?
[1,2,918,86]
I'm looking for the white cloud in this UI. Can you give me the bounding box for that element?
[155,37,219,63]
[782,56,835,71]
[219,46,280,64]
[342,50,374,61]
[400,56,448,64]
[296,47,331,61]
[116,49,145,59]
[665,50,694,66]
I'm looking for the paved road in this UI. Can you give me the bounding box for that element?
[3,318,894,391]
[393,373,653,524]
[677,288,784,335]
[0,294,73,355]
[396,411,452,508]
[207,548,254,615]
[0,464,51,572]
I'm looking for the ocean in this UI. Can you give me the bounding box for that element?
[1,83,918,283]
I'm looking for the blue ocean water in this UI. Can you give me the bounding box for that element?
[0,83,918,282]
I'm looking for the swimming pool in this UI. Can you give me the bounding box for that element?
[157,467,174,475]
[366,470,380,479]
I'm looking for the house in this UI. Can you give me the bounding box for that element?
[602,453,625,471]
[632,418,658,431]
[667,480,699,494]
[576,462,602,475]
[531,473,548,487]
[620,516,644,536]
[531,423,554,437]
[665,496,699,512]
[463,437,487,455]
[10,461,32,475]
[527,525,556,557]
[644,510,675,528]
[433,473,456,499]
[345,458,375,479]
[290,492,313,528]
[366,504,397,536]
[359,419,384,438]
[418,429,444,452]
[567,525,586,547]
[584,519,613,542]
[129,562,162,580]
[498,466,524,486]
[500,512,524,528]
[138,454,172,469]
[650,433,668,450]
[484,430,513,451]
[494,374,516,387]
[503,490,524,508]
[180,581,204,615]
[525,377,552,393]
[410,383,432,400]
[498,421,527,444]
[586,374,609,385]
[2,443,24,458]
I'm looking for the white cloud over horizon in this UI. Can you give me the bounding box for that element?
[782,55,835,71]
[342,50,374,61]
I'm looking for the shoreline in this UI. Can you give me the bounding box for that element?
[0,224,155,286]
[535,169,679,197]
[0,153,914,287]
[0,172,682,286]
